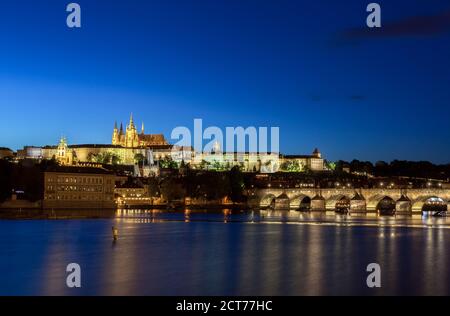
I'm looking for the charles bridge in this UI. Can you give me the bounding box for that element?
[248,188,450,215]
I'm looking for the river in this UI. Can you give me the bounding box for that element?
[0,210,449,295]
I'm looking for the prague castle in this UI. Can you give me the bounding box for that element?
[15,114,325,173]
[112,114,168,148]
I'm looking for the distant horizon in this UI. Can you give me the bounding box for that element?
[2,124,450,165]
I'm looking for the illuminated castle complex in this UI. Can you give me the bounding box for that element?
[16,114,325,173]
[112,114,168,148]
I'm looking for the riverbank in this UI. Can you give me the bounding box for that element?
[0,201,250,219]
[0,208,117,220]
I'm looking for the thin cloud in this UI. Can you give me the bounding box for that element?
[349,95,365,101]
[340,10,450,42]
[307,94,367,102]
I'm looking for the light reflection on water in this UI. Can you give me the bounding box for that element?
[0,209,449,295]
[117,209,450,229]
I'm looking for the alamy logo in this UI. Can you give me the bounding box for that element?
[171,119,280,170]
[172,119,279,154]
[366,3,381,28]
[66,263,81,288]
[66,3,81,28]
[366,263,381,288]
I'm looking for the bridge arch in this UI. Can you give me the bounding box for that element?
[377,196,396,215]
[290,194,312,211]
[366,195,385,211]
[326,194,351,211]
[413,196,447,214]
[260,193,276,209]
[367,195,395,214]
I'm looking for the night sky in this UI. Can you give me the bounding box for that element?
[1,0,450,163]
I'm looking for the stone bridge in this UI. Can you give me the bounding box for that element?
[248,188,450,215]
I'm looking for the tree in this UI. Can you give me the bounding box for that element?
[146,177,161,197]
[0,159,13,202]
[280,160,302,172]
[303,164,311,175]
[374,161,389,176]
[197,173,229,200]
[87,152,95,163]
[160,177,185,201]
[134,153,145,165]
[229,166,245,203]
[335,160,349,173]
[160,156,178,169]
[325,160,336,171]
[199,159,210,170]
[111,153,121,165]
[212,160,224,171]
[39,157,59,169]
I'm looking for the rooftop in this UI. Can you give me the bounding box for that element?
[69,144,123,149]
[282,155,317,159]
[44,165,114,175]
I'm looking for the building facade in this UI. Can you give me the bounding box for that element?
[42,166,116,209]
[280,148,324,172]
[0,147,14,159]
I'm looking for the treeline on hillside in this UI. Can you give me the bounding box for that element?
[334,160,450,179]
[0,159,58,202]
[148,166,247,203]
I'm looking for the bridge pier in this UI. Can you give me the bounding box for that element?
[349,204,367,214]
[248,196,260,209]
[395,196,412,216]
[310,196,325,211]
[348,192,368,214]
[274,194,290,210]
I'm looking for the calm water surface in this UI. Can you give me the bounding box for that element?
[0,210,449,295]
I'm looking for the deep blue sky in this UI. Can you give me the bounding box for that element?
[1,0,450,163]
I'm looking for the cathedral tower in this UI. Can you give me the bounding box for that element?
[111,114,168,148]
[119,123,125,144]
[112,121,119,145]
[125,113,139,147]
[57,136,72,165]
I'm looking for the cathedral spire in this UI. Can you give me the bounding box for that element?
[119,122,124,135]
[141,122,145,135]
[114,121,118,130]
[129,113,134,128]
